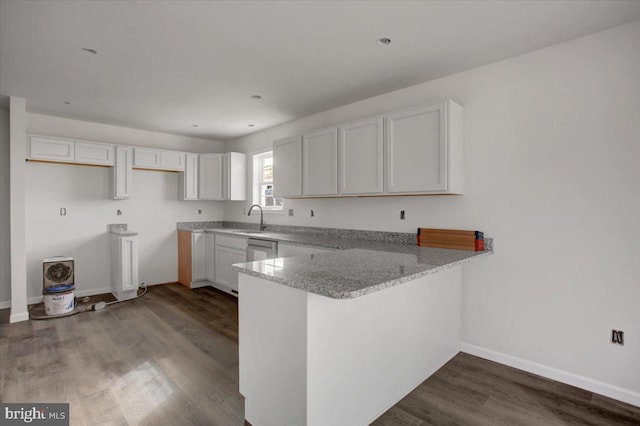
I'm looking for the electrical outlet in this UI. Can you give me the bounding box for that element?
[242,208,247,215]
[612,330,624,345]
[310,209,315,217]
[60,208,66,216]
[400,210,405,220]
[289,209,294,216]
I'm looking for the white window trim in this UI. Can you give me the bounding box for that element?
[251,149,284,214]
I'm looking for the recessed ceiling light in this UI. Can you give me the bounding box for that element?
[251,95,262,100]
[248,124,255,127]
[63,101,71,105]
[376,38,391,46]
[81,48,98,55]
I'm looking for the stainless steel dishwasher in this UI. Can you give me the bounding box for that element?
[246,238,278,262]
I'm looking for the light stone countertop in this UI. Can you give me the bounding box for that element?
[229,234,492,299]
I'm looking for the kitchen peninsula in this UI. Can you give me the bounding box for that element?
[234,240,492,426]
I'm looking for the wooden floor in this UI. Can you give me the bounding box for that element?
[1,284,639,426]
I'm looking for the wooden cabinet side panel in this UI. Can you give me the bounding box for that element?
[178,231,192,287]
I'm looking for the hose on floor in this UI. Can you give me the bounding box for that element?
[29,285,148,320]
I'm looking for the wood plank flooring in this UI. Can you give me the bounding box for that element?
[1,283,639,425]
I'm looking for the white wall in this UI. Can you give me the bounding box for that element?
[0,108,10,308]
[225,21,640,403]
[22,115,226,302]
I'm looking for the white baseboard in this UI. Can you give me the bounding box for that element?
[0,300,10,309]
[10,312,29,323]
[460,342,640,408]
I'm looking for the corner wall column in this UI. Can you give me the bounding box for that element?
[9,97,28,323]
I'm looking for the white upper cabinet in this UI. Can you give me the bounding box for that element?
[303,127,338,196]
[133,148,162,169]
[270,99,463,198]
[29,136,75,162]
[338,116,383,194]
[75,141,115,166]
[273,136,302,198]
[160,150,186,171]
[134,148,187,171]
[199,153,224,200]
[112,146,133,200]
[197,153,246,201]
[385,100,463,194]
[179,153,199,201]
[225,152,247,201]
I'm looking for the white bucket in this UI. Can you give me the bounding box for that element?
[43,290,75,315]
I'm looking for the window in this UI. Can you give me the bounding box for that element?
[252,151,283,210]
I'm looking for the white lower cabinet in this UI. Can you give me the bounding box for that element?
[111,233,139,301]
[213,234,247,297]
[278,243,334,258]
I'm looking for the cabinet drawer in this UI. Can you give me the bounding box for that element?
[75,141,115,165]
[29,136,75,162]
[215,234,248,250]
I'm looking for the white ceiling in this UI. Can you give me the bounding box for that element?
[2,1,640,141]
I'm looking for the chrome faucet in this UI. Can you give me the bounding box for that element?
[248,204,266,231]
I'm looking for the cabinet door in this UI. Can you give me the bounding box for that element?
[214,246,246,290]
[273,136,302,198]
[385,104,447,193]
[192,232,207,282]
[206,234,216,282]
[226,152,247,201]
[199,154,224,200]
[160,150,185,171]
[120,236,139,292]
[29,136,75,162]
[133,148,162,168]
[112,146,133,199]
[179,153,199,200]
[75,141,115,166]
[303,127,338,196]
[338,117,383,194]
[214,246,233,287]
[228,248,246,290]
